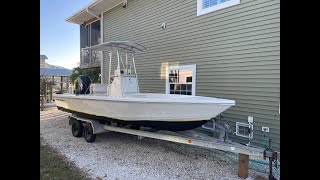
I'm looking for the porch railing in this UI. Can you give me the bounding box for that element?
[80,50,102,68]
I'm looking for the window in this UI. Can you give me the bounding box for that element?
[90,20,101,46]
[197,0,240,16]
[166,64,196,96]
[235,122,253,139]
[80,20,101,48]
[80,20,102,66]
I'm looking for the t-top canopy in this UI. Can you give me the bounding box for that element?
[82,41,147,53]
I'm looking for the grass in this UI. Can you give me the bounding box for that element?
[40,143,89,180]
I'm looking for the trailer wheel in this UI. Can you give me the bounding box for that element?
[83,123,96,143]
[71,120,83,137]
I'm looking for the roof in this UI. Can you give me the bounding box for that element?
[40,66,72,77]
[40,54,48,59]
[65,0,123,24]
[82,41,147,53]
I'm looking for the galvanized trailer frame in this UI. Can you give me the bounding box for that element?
[68,114,277,179]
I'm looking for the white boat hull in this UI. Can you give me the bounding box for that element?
[54,93,235,131]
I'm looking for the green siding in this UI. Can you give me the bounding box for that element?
[102,0,280,151]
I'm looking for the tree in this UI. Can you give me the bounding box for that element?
[40,76,56,111]
[70,67,101,85]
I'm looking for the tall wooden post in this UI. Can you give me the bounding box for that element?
[49,76,53,102]
[60,76,63,93]
[45,83,48,103]
[66,76,69,93]
[238,154,249,178]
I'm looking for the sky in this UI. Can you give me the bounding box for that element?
[40,0,92,70]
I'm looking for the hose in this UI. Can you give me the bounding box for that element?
[219,150,280,177]
[224,151,280,167]
[264,129,269,149]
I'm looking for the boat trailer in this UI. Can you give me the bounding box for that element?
[68,114,278,179]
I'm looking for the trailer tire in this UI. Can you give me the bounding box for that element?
[83,123,96,143]
[72,120,84,137]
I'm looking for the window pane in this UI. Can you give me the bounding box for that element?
[184,84,187,91]
[186,76,192,82]
[203,0,231,9]
[181,84,186,91]
[91,20,101,46]
[170,84,174,90]
[170,76,178,83]
[80,24,88,48]
[203,0,218,9]
[238,126,250,136]
[239,126,244,134]
[186,84,192,91]
[178,69,192,83]
[173,84,177,90]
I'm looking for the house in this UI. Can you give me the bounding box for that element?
[40,54,48,67]
[65,0,280,151]
[40,54,72,102]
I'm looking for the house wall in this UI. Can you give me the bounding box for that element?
[102,0,280,151]
[40,59,46,67]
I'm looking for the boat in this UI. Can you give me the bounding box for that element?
[54,41,235,131]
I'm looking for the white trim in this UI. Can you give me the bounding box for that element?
[165,65,169,93]
[197,0,240,16]
[84,18,100,26]
[166,64,196,96]
[100,15,104,44]
[66,0,124,24]
[101,1,124,15]
[65,0,103,23]
[100,14,104,83]
[192,65,196,96]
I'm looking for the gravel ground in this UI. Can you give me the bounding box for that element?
[40,107,275,180]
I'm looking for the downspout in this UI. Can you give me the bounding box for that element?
[100,13,104,84]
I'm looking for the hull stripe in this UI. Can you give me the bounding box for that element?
[57,106,209,131]
[56,106,208,122]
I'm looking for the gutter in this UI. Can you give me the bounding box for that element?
[65,0,103,23]
[86,7,101,20]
